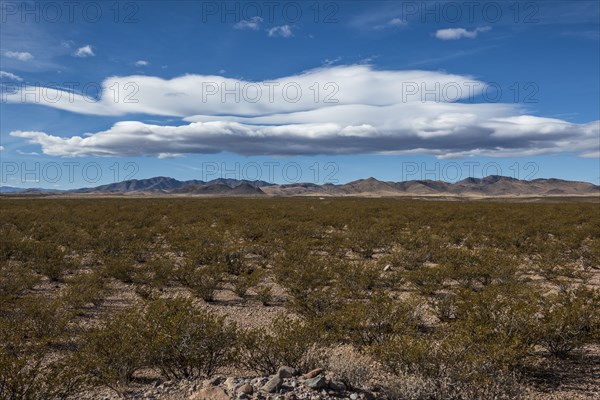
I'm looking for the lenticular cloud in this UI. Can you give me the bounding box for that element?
[8,65,600,158]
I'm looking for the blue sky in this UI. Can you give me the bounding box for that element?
[1,0,599,188]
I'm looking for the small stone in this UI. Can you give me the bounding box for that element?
[225,377,237,392]
[237,383,254,395]
[383,264,391,272]
[261,375,283,393]
[328,381,346,392]
[277,366,296,378]
[302,368,323,379]
[350,394,359,400]
[303,374,327,390]
[189,386,230,400]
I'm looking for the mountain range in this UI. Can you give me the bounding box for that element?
[1,176,599,197]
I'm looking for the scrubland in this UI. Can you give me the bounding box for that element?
[1,197,599,399]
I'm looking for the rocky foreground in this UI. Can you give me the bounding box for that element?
[118,366,380,400]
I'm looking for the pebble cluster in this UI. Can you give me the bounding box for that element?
[128,367,382,400]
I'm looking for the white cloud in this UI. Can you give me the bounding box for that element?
[74,45,95,58]
[0,71,23,81]
[268,25,293,38]
[235,16,263,30]
[435,26,491,40]
[6,65,599,159]
[134,60,149,67]
[16,150,39,156]
[323,57,342,66]
[0,146,4,152]
[388,18,407,27]
[5,51,33,61]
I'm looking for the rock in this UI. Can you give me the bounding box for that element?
[303,374,327,390]
[225,377,237,392]
[350,394,359,400]
[277,366,296,378]
[202,376,222,387]
[189,386,230,400]
[261,375,283,393]
[328,381,346,392]
[237,383,253,395]
[302,368,323,379]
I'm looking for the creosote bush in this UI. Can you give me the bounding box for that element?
[239,314,322,375]
[79,297,237,394]
[536,286,600,357]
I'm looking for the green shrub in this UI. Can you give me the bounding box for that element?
[143,297,238,379]
[333,293,421,347]
[536,286,600,358]
[232,269,262,299]
[255,283,273,306]
[0,264,39,305]
[0,333,82,400]
[79,306,147,395]
[33,242,73,282]
[239,314,322,375]
[102,256,135,283]
[62,271,107,310]
[175,259,225,301]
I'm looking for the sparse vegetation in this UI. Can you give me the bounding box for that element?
[0,197,598,399]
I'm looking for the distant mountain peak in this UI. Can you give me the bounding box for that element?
[2,175,598,197]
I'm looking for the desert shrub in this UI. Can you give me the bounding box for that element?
[336,260,380,296]
[0,326,82,400]
[348,227,386,258]
[187,232,226,265]
[275,252,340,318]
[102,255,135,283]
[404,265,447,295]
[373,333,525,400]
[381,371,437,400]
[189,265,224,302]
[33,242,73,282]
[0,264,39,304]
[143,297,238,379]
[131,258,174,298]
[128,240,149,263]
[78,306,147,395]
[440,247,518,290]
[176,262,224,302]
[536,286,600,358]
[429,292,458,323]
[62,271,107,310]
[232,269,262,298]
[449,285,539,370]
[333,293,421,347]
[0,224,24,262]
[373,285,538,399]
[11,297,72,343]
[224,250,245,275]
[322,345,374,390]
[255,283,273,306]
[239,314,323,374]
